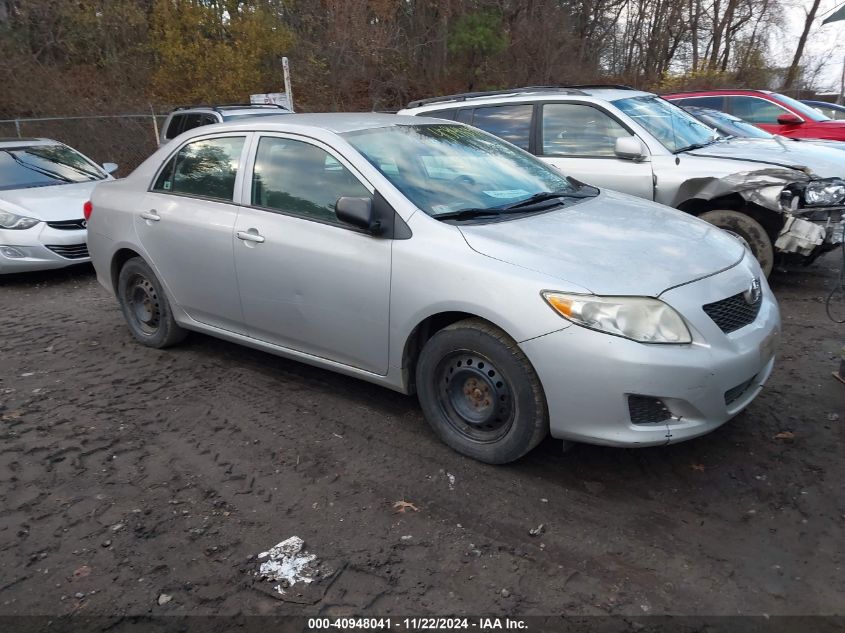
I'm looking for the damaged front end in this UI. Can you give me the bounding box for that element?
[777,179,845,262]
[676,168,845,262]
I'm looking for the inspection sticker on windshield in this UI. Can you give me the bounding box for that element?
[483,189,530,199]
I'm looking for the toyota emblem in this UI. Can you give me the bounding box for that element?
[743,277,761,305]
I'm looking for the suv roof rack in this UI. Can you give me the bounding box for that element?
[563,84,637,91]
[406,86,587,109]
[173,103,289,112]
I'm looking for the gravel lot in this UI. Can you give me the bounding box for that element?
[0,255,843,618]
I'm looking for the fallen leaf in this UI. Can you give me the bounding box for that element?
[774,431,795,440]
[392,500,419,514]
[73,565,91,578]
[690,464,706,472]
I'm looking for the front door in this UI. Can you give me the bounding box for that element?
[137,134,249,332]
[538,102,655,200]
[233,135,391,374]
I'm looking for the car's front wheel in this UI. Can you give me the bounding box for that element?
[416,318,548,464]
[698,209,774,276]
[117,257,187,348]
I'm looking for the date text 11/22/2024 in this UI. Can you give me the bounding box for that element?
[306,617,529,631]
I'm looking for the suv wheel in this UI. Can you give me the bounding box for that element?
[416,318,548,464]
[699,209,774,276]
[117,257,187,348]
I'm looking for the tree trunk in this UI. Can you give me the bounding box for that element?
[783,0,822,90]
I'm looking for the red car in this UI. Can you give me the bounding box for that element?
[664,89,845,141]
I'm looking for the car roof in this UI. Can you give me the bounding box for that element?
[404,85,654,110]
[180,112,452,136]
[0,137,60,148]
[665,89,774,97]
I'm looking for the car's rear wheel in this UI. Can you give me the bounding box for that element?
[416,318,548,464]
[698,209,774,276]
[117,257,187,348]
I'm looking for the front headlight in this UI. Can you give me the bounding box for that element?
[0,210,40,230]
[804,179,845,206]
[542,292,692,344]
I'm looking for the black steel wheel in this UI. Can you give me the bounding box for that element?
[436,351,515,443]
[416,318,548,464]
[116,257,187,348]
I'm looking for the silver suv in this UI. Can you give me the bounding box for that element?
[400,86,845,275]
[159,104,291,144]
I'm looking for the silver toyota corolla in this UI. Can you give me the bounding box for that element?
[87,113,780,464]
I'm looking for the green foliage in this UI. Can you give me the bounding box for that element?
[448,11,508,60]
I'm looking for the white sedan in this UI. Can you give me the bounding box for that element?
[0,138,117,273]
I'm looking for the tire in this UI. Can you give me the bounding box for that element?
[116,257,187,348]
[698,209,774,276]
[415,318,548,464]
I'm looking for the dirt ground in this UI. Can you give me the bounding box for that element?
[0,254,843,619]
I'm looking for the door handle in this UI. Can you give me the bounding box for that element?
[237,230,265,243]
[140,210,160,222]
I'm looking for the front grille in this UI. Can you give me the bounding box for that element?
[46,243,89,259]
[725,375,757,406]
[703,291,762,334]
[628,395,672,425]
[46,219,87,230]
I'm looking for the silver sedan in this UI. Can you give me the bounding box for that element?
[87,114,780,463]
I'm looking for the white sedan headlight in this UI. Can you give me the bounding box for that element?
[0,209,40,230]
[804,179,845,206]
[542,292,692,344]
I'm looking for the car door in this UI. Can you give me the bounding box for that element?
[233,134,391,374]
[138,133,249,332]
[538,102,654,199]
[726,96,798,135]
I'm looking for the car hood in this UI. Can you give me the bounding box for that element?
[686,137,845,179]
[458,190,745,296]
[0,181,100,221]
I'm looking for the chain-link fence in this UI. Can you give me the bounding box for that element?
[0,113,167,177]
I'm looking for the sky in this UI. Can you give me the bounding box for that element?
[783,0,845,93]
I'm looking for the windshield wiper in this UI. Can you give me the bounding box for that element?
[1,150,75,183]
[432,208,505,221]
[673,139,719,154]
[500,188,596,211]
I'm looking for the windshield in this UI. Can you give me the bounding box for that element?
[772,93,829,122]
[688,109,773,139]
[614,96,718,152]
[342,124,579,217]
[0,143,106,190]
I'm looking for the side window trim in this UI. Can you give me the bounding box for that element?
[538,101,639,159]
[148,132,253,205]
[240,132,376,229]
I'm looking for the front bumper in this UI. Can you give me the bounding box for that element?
[520,258,780,447]
[0,224,90,274]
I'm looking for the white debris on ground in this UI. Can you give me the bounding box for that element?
[447,473,456,490]
[255,536,318,595]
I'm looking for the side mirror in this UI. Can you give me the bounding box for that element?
[335,196,380,234]
[614,136,646,161]
[102,162,119,174]
[776,113,803,126]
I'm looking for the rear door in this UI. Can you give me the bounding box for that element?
[538,102,654,199]
[232,134,392,374]
[137,133,249,332]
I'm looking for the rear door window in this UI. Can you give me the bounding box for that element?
[673,96,726,111]
[153,136,246,201]
[164,115,185,140]
[470,104,533,150]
